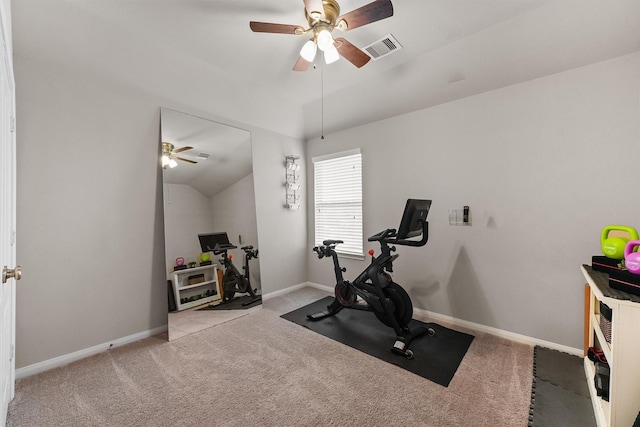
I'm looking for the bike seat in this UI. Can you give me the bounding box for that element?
[322,239,343,246]
[241,245,253,250]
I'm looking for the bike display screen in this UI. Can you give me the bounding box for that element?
[198,232,230,252]
[396,199,432,240]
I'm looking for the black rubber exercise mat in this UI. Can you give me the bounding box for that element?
[529,346,596,427]
[281,296,474,387]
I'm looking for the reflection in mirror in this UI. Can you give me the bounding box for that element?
[161,108,261,341]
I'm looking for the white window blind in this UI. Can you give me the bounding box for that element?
[313,150,363,257]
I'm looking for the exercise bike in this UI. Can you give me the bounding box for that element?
[307,199,434,358]
[213,243,261,307]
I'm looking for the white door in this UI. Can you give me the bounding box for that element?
[0,0,16,424]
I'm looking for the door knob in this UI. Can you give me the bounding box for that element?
[2,266,22,284]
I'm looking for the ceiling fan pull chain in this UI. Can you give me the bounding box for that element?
[321,63,325,140]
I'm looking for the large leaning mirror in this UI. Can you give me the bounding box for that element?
[161,108,262,341]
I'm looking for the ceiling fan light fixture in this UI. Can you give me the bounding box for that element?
[300,39,317,62]
[168,158,178,168]
[161,142,173,156]
[324,44,340,64]
[316,28,333,51]
[250,0,395,71]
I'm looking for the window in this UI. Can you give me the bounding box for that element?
[313,149,363,258]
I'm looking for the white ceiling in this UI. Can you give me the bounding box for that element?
[161,108,253,198]
[11,0,640,140]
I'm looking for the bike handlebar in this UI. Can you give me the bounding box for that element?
[367,228,397,242]
[213,242,237,255]
[393,220,429,247]
[313,221,429,260]
[369,220,429,247]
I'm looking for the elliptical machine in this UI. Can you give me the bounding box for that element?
[308,199,434,358]
[214,243,261,307]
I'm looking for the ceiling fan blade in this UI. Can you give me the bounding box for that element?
[337,0,393,31]
[334,38,371,68]
[303,0,325,18]
[173,146,193,154]
[293,56,311,72]
[176,157,197,164]
[249,21,304,34]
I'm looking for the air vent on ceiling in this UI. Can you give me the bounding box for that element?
[196,152,211,160]
[363,34,402,60]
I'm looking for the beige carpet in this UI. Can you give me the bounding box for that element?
[8,287,533,426]
[168,301,262,341]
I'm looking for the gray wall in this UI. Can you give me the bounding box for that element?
[14,55,307,368]
[252,128,308,296]
[307,53,640,350]
[164,183,215,276]
[211,173,261,288]
[14,36,637,368]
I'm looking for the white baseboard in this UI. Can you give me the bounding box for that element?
[262,281,333,300]
[304,282,334,294]
[411,307,583,357]
[16,325,168,379]
[284,282,583,357]
[262,282,310,300]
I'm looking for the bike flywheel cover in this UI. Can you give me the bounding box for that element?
[335,282,356,306]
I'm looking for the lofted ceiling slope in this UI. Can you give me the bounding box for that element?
[11,0,640,140]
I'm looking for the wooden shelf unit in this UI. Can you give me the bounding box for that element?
[172,264,221,311]
[582,265,640,427]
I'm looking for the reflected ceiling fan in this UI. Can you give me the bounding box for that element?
[250,0,393,71]
[161,142,197,169]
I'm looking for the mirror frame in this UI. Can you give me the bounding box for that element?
[160,108,262,341]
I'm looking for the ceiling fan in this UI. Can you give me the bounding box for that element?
[250,0,393,71]
[161,142,197,169]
